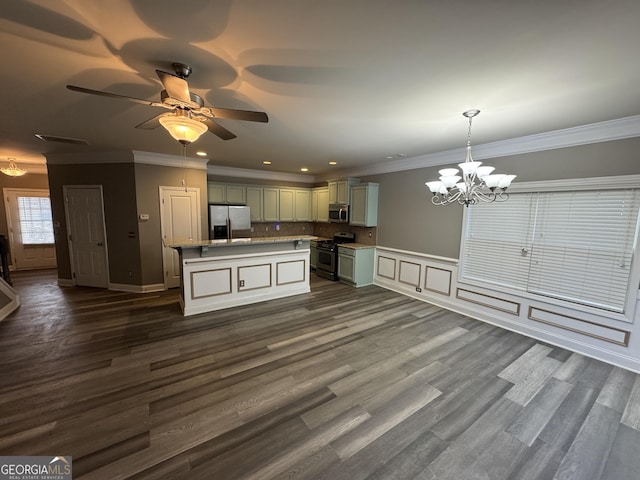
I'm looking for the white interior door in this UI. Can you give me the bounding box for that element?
[64,186,109,288]
[160,186,200,289]
[3,188,57,270]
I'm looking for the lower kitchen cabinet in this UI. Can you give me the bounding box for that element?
[337,245,375,287]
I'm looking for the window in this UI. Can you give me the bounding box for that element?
[461,187,640,314]
[17,196,54,244]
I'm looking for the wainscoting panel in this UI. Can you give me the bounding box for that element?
[529,306,630,346]
[238,263,272,292]
[399,260,421,287]
[425,266,452,296]
[457,288,521,316]
[276,259,306,286]
[376,256,396,280]
[191,268,232,299]
[374,245,640,373]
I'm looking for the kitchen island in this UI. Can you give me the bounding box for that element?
[167,236,314,316]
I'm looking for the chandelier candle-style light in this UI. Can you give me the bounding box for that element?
[425,110,515,206]
[1,158,27,177]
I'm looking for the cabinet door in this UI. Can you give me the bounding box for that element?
[350,186,366,226]
[338,252,355,282]
[336,181,348,204]
[316,188,329,222]
[263,188,279,221]
[246,187,263,222]
[279,189,295,221]
[226,185,246,204]
[328,182,338,204]
[208,183,226,203]
[294,190,311,221]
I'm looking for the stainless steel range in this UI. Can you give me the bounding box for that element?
[315,232,355,281]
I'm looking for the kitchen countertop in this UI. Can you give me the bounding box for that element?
[338,243,376,250]
[166,235,317,249]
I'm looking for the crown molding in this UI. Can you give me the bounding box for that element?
[207,165,317,184]
[45,150,208,170]
[132,150,208,170]
[340,114,640,178]
[508,174,640,193]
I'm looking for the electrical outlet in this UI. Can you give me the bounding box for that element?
[416,287,422,293]
[239,280,245,287]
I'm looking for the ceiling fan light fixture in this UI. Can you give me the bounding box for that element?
[1,158,27,177]
[159,114,208,145]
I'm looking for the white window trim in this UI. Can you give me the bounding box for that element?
[459,174,640,323]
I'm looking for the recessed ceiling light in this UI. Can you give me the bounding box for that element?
[196,151,207,157]
[385,153,407,159]
[300,167,309,172]
[262,160,272,165]
[329,161,337,165]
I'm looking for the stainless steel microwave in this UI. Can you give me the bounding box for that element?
[328,203,349,223]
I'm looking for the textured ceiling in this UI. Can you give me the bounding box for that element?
[1,0,639,177]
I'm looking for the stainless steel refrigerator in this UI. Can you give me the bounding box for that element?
[209,204,251,240]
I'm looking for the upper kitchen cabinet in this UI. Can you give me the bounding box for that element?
[328,178,360,204]
[312,187,329,222]
[294,189,312,221]
[246,186,263,222]
[279,189,295,221]
[263,187,280,222]
[207,183,247,204]
[226,184,247,204]
[350,182,379,227]
[207,183,226,203]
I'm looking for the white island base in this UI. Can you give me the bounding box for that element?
[170,237,313,316]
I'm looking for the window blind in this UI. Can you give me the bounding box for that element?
[527,189,640,313]
[461,193,537,291]
[17,196,54,244]
[460,188,640,313]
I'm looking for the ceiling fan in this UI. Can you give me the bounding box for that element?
[67,63,268,142]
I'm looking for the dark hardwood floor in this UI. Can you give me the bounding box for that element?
[1,269,640,479]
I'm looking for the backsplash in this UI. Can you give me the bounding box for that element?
[250,222,377,245]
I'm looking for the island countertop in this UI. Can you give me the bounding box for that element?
[165,235,318,249]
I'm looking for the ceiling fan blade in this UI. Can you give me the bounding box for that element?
[134,113,164,129]
[203,118,237,140]
[156,70,191,104]
[207,107,269,123]
[66,85,167,108]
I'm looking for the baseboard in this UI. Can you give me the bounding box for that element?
[108,282,166,293]
[57,278,74,287]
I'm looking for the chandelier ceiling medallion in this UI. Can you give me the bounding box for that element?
[425,110,516,207]
[1,158,27,177]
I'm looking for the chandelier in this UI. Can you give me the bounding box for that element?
[425,110,515,206]
[159,110,208,145]
[1,158,27,177]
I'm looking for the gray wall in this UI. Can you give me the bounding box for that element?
[46,153,140,284]
[362,137,640,259]
[135,163,208,285]
[46,152,208,287]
